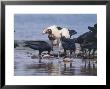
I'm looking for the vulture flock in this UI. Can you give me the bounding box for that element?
[16,24,97,59]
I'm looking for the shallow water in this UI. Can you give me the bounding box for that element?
[14,47,97,76]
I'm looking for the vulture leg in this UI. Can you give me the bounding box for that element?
[88,49,91,59]
[50,40,53,51]
[64,49,66,57]
[39,50,42,63]
[92,49,96,59]
[88,49,91,65]
[39,50,42,56]
[48,50,51,55]
[70,50,73,58]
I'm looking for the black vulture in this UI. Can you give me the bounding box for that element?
[60,36,76,58]
[24,41,52,56]
[76,24,97,59]
[68,30,77,38]
[77,33,96,58]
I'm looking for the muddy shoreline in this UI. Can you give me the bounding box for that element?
[14,42,97,76]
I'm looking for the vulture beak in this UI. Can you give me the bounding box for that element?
[42,31,46,35]
[42,28,48,35]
